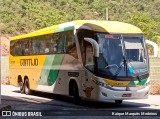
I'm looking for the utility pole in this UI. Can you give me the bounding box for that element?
[0,31,1,56]
[106,8,108,21]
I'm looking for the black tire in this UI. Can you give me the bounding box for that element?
[73,82,81,104]
[115,100,123,104]
[24,79,31,95]
[19,82,25,94]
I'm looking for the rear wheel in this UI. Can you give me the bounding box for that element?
[115,100,123,104]
[19,82,24,94]
[24,79,31,95]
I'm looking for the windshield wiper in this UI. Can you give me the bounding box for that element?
[111,36,128,80]
[111,56,127,80]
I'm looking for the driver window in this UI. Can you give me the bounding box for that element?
[85,43,95,72]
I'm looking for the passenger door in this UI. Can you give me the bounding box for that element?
[81,42,95,98]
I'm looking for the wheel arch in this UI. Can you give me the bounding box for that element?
[17,75,23,85]
[23,75,30,86]
[69,78,80,96]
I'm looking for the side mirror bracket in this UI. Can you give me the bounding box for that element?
[84,38,99,57]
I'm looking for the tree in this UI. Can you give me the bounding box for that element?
[126,11,159,43]
[0,0,159,40]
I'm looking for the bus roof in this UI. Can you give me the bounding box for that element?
[11,20,143,41]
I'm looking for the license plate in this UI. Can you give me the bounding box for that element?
[122,93,132,97]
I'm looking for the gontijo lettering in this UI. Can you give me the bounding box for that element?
[20,59,38,66]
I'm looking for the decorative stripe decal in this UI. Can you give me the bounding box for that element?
[103,78,148,87]
[59,21,75,28]
[54,21,75,33]
[37,54,64,86]
[64,26,75,31]
[137,78,148,85]
[103,79,129,87]
[54,26,75,33]
[38,55,55,85]
[55,28,64,32]
[47,54,64,86]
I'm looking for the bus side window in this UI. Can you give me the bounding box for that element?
[37,35,51,54]
[45,43,50,54]
[24,40,31,55]
[44,35,51,54]
[15,41,22,56]
[49,35,55,53]
[21,42,25,56]
[32,38,41,54]
[57,33,65,53]
[10,41,16,56]
[53,33,59,53]
[20,40,28,56]
[65,31,78,58]
[24,43,29,55]
[39,43,44,54]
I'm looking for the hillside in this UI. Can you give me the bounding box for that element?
[0,0,160,42]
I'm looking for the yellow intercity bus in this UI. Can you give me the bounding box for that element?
[10,20,150,104]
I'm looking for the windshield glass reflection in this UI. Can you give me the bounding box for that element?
[97,34,148,79]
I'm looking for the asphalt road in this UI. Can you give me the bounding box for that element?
[1,85,160,119]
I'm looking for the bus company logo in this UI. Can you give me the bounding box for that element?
[20,59,38,66]
[113,82,125,86]
[83,86,94,97]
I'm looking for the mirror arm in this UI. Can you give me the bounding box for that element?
[84,38,99,57]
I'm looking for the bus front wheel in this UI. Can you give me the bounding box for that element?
[73,82,81,104]
[115,100,123,104]
[24,79,31,95]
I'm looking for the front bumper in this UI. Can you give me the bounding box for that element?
[98,85,150,101]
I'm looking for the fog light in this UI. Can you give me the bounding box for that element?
[102,92,107,97]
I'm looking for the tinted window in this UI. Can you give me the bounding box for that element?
[10,30,78,57]
[77,29,97,72]
[64,31,78,58]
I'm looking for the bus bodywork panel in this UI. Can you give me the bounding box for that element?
[9,20,149,102]
[9,54,82,95]
[80,69,150,100]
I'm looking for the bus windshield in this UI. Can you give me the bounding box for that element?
[97,33,148,79]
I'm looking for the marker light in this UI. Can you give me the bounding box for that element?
[105,35,113,38]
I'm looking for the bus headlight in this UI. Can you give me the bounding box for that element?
[99,81,112,89]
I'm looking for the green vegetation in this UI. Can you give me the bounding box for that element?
[0,0,159,43]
